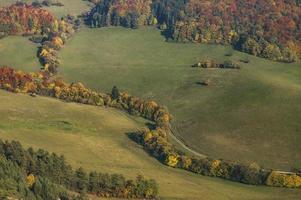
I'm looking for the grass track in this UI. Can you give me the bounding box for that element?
[1,90,301,200]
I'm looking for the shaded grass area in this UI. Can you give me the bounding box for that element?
[0,36,39,72]
[59,27,301,170]
[1,90,301,200]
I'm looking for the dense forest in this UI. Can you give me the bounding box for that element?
[0,139,158,199]
[0,3,56,35]
[87,0,301,62]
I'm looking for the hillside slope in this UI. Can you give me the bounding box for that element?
[0,36,39,72]
[59,27,301,170]
[1,90,301,199]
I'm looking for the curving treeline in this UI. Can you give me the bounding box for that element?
[0,66,300,189]
[0,3,79,75]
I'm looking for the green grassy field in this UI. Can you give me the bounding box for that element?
[58,27,301,171]
[1,90,301,200]
[43,0,92,18]
[1,1,301,197]
[0,36,39,72]
[0,0,32,7]
[0,0,91,17]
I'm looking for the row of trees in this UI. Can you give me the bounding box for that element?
[86,0,301,62]
[0,3,79,75]
[1,66,300,188]
[0,67,171,130]
[0,140,159,199]
[130,128,301,188]
[192,59,240,69]
[38,14,78,74]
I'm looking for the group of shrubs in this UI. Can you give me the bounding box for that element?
[0,140,158,199]
[192,59,240,69]
[36,14,80,75]
[32,0,64,7]
[1,66,300,189]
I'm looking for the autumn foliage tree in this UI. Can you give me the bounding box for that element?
[0,3,77,75]
[0,140,159,199]
[0,3,56,35]
[87,0,152,28]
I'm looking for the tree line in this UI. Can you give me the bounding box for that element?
[0,3,80,75]
[0,66,171,130]
[86,0,301,62]
[0,139,158,199]
[130,128,301,188]
[0,65,301,188]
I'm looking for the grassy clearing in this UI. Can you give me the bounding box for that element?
[59,27,301,170]
[0,0,91,17]
[1,90,301,200]
[0,0,32,7]
[43,0,92,18]
[0,36,39,72]
[0,0,92,71]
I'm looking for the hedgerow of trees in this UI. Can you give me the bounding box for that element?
[0,66,300,188]
[86,0,301,62]
[0,66,172,130]
[0,140,158,199]
[130,127,301,188]
[0,3,80,75]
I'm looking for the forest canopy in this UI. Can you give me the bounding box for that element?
[0,139,159,199]
[0,3,57,35]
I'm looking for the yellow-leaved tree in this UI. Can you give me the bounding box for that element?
[26,174,35,188]
[165,153,179,167]
[266,171,301,188]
